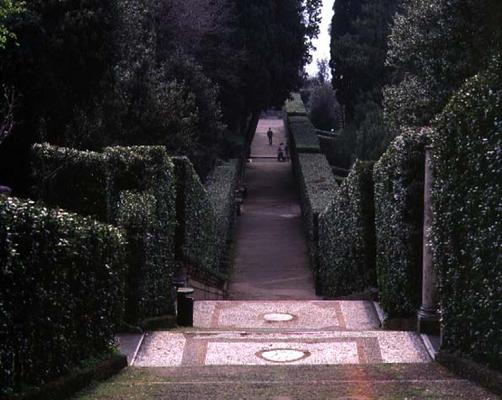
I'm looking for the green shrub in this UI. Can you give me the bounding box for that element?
[318,160,376,297]
[31,143,108,221]
[288,115,321,154]
[284,92,307,116]
[205,159,239,273]
[431,60,502,368]
[296,153,339,274]
[373,127,429,318]
[105,146,177,321]
[32,144,177,323]
[174,157,218,274]
[0,196,126,394]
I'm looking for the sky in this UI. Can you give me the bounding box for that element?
[306,0,335,77]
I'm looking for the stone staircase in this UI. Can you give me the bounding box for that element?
[109,300,497,399]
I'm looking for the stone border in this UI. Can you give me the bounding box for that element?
[3,354,127,400]
[437,351,502,396]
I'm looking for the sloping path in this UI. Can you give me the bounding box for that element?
[229,117,317,299]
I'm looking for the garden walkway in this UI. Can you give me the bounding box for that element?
[228,117,317,299]
[73,117,497,399]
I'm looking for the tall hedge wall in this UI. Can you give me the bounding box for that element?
[373,128,429,318]
[288,115,321,154]
[431,60,502,368]
[32,144,108,221]
[174,157,219,274]
[284,93,308,116]
[31,144,177,323]
[296,153,339,275]
[205,159,239,273]
[318,160,376,297]
[0,196,126,394]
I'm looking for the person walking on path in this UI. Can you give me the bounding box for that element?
[267,127,273,145]
[277,142,285,162]
[285,142,290,161]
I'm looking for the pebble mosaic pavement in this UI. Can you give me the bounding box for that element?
[129,301,432,367]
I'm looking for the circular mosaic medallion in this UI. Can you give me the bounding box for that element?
[263,312,294,322]
[258,348,310,363]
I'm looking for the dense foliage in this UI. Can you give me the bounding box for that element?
[105,146,177,321]
[287,116,321,154]
[284,93,307,116]
[205,159,239,273]
[32,144,177,323]
[0,0,320,194]
[330,0,401,161]
[174,157,218,274]
[431,60,502,368]
[295,153,338,276]
[373,128,428,318]
[32,144,108,221]
[318,160,375,297]
[385,0,502,133]
[308,83,341,132]
[0,196,126,394]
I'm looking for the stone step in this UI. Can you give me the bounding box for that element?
[194,300,381,332]
[130,330,431,367]
[75,363,499,399]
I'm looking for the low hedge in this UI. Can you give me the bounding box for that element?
[284,93,308,116]
[31,144,108,221]
[431,60,502,369]
[31,144,177,323]
[288,116,321,154]
[318,160,376,297]
[0,196,126,395]
[296,153,339,274]
[205,159,239,273]
[373,127,429,318]
[174,157,218,273]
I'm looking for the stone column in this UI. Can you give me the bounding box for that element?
[418,145,440,334]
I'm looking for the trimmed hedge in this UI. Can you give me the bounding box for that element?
[31,144,108,221]
[431,60,502,369]
[288,115,321,154]
[206,159,239,273]
[373,127,429,318]
[0,196,126,394]
[31,144,177,323]
[318,160,376,297]
[296,153,339,273]
[174,157,218,273]
[284,93,308,116]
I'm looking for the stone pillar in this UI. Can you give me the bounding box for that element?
[418,145,440,334]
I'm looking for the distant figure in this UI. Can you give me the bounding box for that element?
[267,127,273,145]
[284,143,290,161]
[277,142,285,162]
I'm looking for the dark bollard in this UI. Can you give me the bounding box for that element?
[177,287,194,327]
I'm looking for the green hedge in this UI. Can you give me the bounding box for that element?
[174,157,218,273]
[206,159,239,273]
[284,93,308,116]
[431,60,502,368]
[288,116,321,154]
[31,144,177,323]
[31,144,108,221]
[318,161,376,297]
[296,153,339,274]
[0,196,126,394]
[373,127,429,318]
